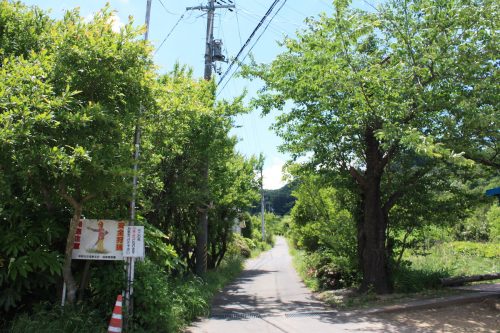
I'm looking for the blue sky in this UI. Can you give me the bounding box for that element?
[19,0,370,188]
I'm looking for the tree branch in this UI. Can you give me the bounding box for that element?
[463,153,500,170]
[395,226,414,270]
[349,166,367,190]
[59,184,79,210]
[82,193,96,203]
[381,143,398,170]
[383,167,429,215]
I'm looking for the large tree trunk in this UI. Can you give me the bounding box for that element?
[358,175,392,293]
[353,127,393,294]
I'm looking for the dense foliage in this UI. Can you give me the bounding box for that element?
[243,0,498,293]
[0,1,259,331]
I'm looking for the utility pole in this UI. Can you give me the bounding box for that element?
[204,0,215,80]
[260,164,266,242]
[125,0,152,328]
[186,0,234,80]
[256,153,265,242]
[187,0,234,276]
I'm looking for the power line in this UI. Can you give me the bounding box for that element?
[234,4,243,45]
[156,0,182,16]
[154,12,186,55]
[217,0,283,86]
[217,0,288,96]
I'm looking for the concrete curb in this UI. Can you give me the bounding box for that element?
[358,291,500,315]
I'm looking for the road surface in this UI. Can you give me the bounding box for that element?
[186,237,499,333]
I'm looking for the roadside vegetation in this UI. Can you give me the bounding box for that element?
[287,175,499,307]
[0,2,273,332]
[244,0,498,295]
[1,0,498,331]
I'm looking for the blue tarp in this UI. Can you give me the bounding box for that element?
[485,187,500,197]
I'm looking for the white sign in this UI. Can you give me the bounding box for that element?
[124,226,145,258]
[72,220,125,260]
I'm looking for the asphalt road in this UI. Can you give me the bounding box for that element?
[185,237,499,333]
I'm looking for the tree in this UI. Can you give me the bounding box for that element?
[141,66,258,273]
[0,3,155,304]
[243,0,498,293]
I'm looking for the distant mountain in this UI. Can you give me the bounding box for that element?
[250,181,297,216]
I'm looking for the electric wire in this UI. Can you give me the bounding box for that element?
[156,0,182,15]
[217,0,283,87]
[234,3,243,45]
[217,0,288,96]
[154,11,186,55]
[237,9,286,37]
[239,8,303,29]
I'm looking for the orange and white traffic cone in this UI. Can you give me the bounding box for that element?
[108,294,123,333]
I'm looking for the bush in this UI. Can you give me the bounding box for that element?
[301,250,359,290]
[129,260,177,333]
[486,205,500,241]
[243,237,256,251]
[132,255,243,332]
[8,303,106,333]
[449,241,500,259]
[393,263,449,293]
[228,234,252,258]
[454,204,499,242]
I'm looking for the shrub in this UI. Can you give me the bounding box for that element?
[449,241,500,259]
[454,204,499,242]
[228,234,252,258]
[486,205,500,242]
[243,237,256,250]
[393,263,449,293]
[129,260,177,333]
[8,303,106,333]
[302,250,359,290]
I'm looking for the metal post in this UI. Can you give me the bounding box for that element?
[260,166,265,242]
[61,282,67,307]
[204,0,215,80]
[125,0,152,329]
[185,0,234,277]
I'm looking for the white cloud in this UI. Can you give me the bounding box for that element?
[84,12,124,33]
[263,158,287,190]
[109,12,124,32]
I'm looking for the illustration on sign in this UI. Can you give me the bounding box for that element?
[72,219,125,260]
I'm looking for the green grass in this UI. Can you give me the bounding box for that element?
[6,255,245,333]
[288,241,320,291]
[289,238,499,310]
[165,255,244,332]
[250,242,272,258]
[7,303,107,333]
[406,241,500,277]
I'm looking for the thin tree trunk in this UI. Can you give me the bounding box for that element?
[63,204,82,304]
[60,187,94,305]
[195,160,209,276]
[395,227,413,270]
[215,226,228,267]
[195,208,208,275]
